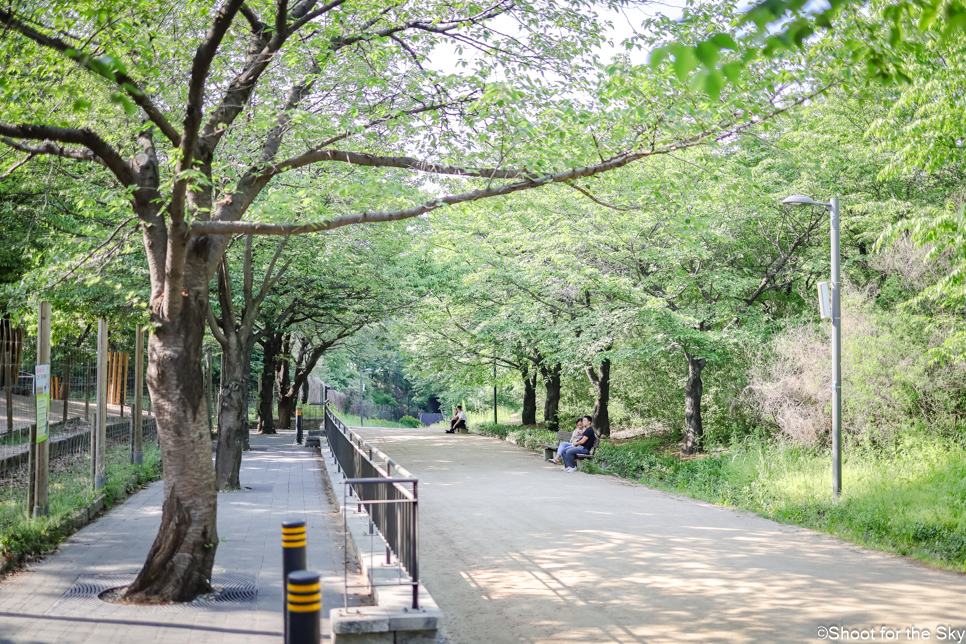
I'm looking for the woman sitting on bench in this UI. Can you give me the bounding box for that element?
[561,416,596,473]
[553,417,587,464]
[446,406,467,433]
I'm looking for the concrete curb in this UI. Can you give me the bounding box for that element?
[317,441,443,644]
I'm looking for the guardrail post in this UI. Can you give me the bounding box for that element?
[286,570,321,644]
[282,519,307,643]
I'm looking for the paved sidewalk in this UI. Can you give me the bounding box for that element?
[355,426,966,644]
[0,431,363,644]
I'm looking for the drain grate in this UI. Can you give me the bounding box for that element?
[46,572,257,617]
[241,483,274,493]
[218,483,274,493]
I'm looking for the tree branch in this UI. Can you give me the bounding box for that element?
[206,305,230,347]
[0,123,135,186]
[566,182,651,211]
[0,8,181,146]
[273,148,535,179]
[0,152,34,179]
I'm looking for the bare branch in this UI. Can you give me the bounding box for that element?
[0,123,135,186]
[254,240,291,307]
[179,0,246,171]
[566,182,651,211]
[45,217,137,289]
[0,8,181,146]
[206,304,230,347]
[0,152,34,179]
[274,148,535,179]
[239,2,268,34]
[287,0,349,34]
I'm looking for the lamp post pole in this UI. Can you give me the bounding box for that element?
[782,194,842,499]
[830,197,842,498]
[360,369,364,428]
[493,356,497,425]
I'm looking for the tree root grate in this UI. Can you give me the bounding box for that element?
[46,572,257,616]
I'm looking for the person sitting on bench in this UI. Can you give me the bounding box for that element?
[561,416,596,472]
[446,406,467,433]
[552,417,587,464]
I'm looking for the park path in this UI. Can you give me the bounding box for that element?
[354,425,966,644]
[0,431,365,644]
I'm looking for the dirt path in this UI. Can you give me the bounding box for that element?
[354,426,966,644]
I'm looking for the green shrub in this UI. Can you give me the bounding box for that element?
[398,415,422,428]
[474,422,516,439]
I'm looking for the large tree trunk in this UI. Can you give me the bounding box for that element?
[256,337,277,434]
[275,334,293,429]
[123,292,217,603]
[585,357,611,437]
[683,351,707,454]
[522,368,538,426]
[213,334,252,490]
[541,362,561,431]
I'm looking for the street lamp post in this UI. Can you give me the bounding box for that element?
[493,356,498,425]
[359,368,373,427]
[781,194,842,499]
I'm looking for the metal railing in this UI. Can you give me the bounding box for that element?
[324,407,420,609]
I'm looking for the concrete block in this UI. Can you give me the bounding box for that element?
[387,608,442,632]
[393,630,439,644]
[330,607,390,634]
[331,632,394,644]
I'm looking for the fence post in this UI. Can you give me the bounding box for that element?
[94,318,107,491]
[85,358,90,420]
[62,350,70,425]
[132,324,144,465]
[32,302,52,518]
[282,519,307,643]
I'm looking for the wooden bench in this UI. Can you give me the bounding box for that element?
[541,430,599,470]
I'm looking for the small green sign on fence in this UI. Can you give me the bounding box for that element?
[35,364,49,443]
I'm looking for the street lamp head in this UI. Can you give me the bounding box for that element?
[781,194,831,208]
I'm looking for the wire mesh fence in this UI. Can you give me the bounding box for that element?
[0,335,156,521]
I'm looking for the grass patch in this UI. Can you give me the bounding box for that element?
[588,435,966,572]
[0,441,162,565]
[328,407,413,429]
[474,422,558,449]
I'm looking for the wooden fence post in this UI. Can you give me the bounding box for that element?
[94,319,107,491]
[33,301,52,517]
[132,325,143,465]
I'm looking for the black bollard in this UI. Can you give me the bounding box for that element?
[296,408,303,445]
[282,519,307,643]
[286,570,321,644]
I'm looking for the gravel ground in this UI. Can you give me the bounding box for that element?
[355,425,966,644]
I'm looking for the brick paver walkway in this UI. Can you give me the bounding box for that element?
[0,431,363,643]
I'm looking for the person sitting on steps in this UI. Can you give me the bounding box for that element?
[447,406,468,433]
[552,417,586,464]
[561,415,596,472]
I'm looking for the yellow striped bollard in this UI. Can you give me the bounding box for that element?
[282,519,307,642]
[286,570,321,644]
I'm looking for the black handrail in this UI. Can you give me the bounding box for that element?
[324,407,420,609]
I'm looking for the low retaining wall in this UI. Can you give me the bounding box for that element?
[318,439,443,644]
